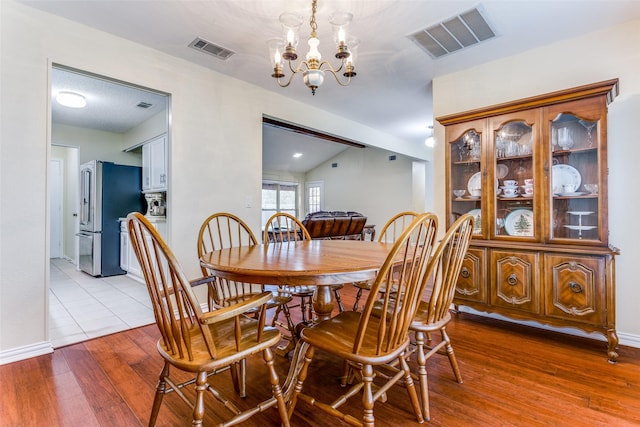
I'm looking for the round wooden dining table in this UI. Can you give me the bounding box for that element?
[199,239,391,321]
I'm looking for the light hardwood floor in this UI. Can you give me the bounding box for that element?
[3,285,639,426]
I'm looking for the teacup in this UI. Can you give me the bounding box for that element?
[502,187,519,197]
[503,179,518,187]
[522,185,534,196]
[562,184,575,194]
[524,178,534,186]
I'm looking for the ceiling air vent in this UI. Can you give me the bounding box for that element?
[407,5,497,59]
[189,37,235,60]
[136,102,152,109]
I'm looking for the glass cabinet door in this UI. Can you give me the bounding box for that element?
[490,111,538,240]
[546,99,606,244]
[447,120,485,237]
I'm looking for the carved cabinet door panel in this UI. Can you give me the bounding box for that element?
[544,254,605,324]
[455,247,486,304]
[490,250,540,313]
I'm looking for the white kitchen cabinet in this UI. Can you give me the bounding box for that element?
[142,134,167,192]
[120,218,166,283]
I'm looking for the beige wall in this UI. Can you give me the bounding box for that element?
[0,0,428,362]
[432,20,640,344]
[305,146,423,230]
[52,123,141,166]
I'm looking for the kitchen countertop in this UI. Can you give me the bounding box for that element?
[119,215,166,223]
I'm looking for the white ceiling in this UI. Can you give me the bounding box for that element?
[38,0,640,171]
[52,67,169,134]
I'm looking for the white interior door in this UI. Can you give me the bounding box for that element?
[49,158,63,258]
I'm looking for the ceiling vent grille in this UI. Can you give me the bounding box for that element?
[136,102,152,109]
[189,37,235,60]
[407,6,497,59]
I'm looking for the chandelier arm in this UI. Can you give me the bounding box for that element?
[288,59,309,74]
[323,68,353,87]
[318,59,345,74]
[275,72,299,88]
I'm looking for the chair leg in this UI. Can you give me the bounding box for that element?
[299,296,309,323]
[229,359,247,397]
[361,364,375,427]
[399,351,424,423]
[415,330,430,421]
[287,344,315,419]
[148,362,170,427]
[263,347,291,427]
[333,288,345,312]
[352,287,363,311]
[442,327,463,383]
[271,304,283,328]
[192,370,208,426]
[281,304,297,342]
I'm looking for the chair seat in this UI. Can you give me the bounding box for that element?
[300,311,409,365]
[214,291,292,311]
[157,315,281,372]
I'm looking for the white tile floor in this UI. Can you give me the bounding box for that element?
[49,258,155,348]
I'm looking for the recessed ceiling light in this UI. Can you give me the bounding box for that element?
[293,152,303,158]
[56,91,86,108]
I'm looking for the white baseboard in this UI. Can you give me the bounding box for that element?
[458,306,640,349]
[0,341,54,365]
[618,331,640,348]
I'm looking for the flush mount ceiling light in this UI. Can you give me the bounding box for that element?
[293,152,303,158]
[268,0,358,95]
[56,91,86,108]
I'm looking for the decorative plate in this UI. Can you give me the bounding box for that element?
[505,209,534,237]
[467,172,481,194]
[564,225,597,231]
[467,208,482,235]
[557,192,586,197]
[496,164,509,179]
[552,164,581,194]
[567,211,594,216]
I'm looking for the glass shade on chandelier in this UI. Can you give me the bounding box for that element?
[268,0,358,95]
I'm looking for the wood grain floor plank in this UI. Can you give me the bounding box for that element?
[1,286,639,426]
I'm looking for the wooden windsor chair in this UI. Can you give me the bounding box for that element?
[196,212,296,392]
[286,212,439,427]
[407,213,475,421]
[352,211,420,311]
[264,212,345,325]
[127,212,290,427]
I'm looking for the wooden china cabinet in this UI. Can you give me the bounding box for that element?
[437,79,620,362]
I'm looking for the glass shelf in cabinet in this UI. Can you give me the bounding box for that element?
[496,153,533,161]
[452,159,481,165]
[552,146,597,156]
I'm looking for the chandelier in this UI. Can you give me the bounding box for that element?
[268,0,358,95]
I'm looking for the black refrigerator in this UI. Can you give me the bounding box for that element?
[78,160,144,276]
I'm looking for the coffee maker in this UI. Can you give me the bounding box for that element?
[144,192,166,216]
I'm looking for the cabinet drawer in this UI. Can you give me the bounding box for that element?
[490,250,540,313]
[455,247,486,304]
[544,254,605,324]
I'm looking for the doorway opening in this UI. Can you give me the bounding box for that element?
[49,64,170,348]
